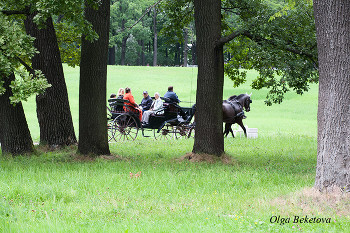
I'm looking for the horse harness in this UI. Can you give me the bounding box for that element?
[226,99,245,119]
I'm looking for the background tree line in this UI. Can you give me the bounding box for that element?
[108,0,197,67]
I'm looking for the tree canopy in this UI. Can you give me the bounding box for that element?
[223,0,317,105]
[162,0,317,105]
[0,13,49,103]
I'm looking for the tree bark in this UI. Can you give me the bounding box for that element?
[137,40,146,66]
[153,7,157,66]
[24,14,77,147]
[137,40,141,65]
[192,0,224,156]
[0,73,34,155]
[192,42,197,65]
[175,42,181,66]
[183,28,188,67]
[141,40,145,66]
[108,46,116,65]
[78,0,110,155]
[165,48,169,66]
[314,0,350,191]
[120,36,128,65]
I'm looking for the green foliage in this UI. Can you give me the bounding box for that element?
[9,69,51,104]
[0,14,36,75]
[55,21,81,67]
[0,13,50,104]
[223,0,317,105]
[0,0,105,102]
[109,0,196,66]
[159,0,193,43]
[0,0,99,65]
[110,0,153,45]
[109,0,155,65]
[160,0,317,104]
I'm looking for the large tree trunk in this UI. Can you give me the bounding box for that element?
[192,0,224,156]
[141,40,145,66]
[24,14,77,146]
[137,40,141,66]
[153,7,158,67]
[78,0,110,155]
[137,40,146,66]
[120,36,128,65]
[314,0,350,191]
[192,41,197,65]
[165,47,169,66]
[175,42,181,66]
[183,28,188,67]
[108,46,116,65]
[0,73,34,155]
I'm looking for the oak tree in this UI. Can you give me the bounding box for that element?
[78,0,111,155]
[24,13,77,146]
[313,0,350,191]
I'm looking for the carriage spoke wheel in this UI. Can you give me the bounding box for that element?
[174,123,189,139]
[187,125,195,138]
[107,119,117,142]
[154,124,174,140]
[114,114,139,141]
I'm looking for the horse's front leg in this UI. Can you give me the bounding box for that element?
[237,119,247,137]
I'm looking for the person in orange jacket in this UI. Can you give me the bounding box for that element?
[123,87,142,121]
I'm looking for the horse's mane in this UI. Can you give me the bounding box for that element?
[227,94,248,101]
[236,94,247,99]
[227,95,237,101]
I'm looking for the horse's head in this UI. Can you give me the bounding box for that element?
[243,93,252,112]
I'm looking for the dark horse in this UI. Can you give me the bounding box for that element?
[222,93,252,137]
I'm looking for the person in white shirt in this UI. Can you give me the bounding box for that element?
[142,92,163,124]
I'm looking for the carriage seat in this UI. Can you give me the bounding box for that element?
[162,102,178,113]
[108,98,131,113]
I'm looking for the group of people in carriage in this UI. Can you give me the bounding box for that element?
[109,86,181,126]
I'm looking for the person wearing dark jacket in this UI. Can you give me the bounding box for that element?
[163,86,180,103]
[140,91,152,112]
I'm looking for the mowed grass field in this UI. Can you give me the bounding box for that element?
[22,64,318,140]
[1,65,349,232]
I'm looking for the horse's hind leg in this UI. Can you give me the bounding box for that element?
[223,123,230,137]
[229,124,235,138]
[237,119,247,137]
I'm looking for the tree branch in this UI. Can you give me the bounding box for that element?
[120,0,163,33]
[216,30,247,47]
[242,31,317,64]
[1,6,30,16]
[217,28,317,68]
[15,57,36,76]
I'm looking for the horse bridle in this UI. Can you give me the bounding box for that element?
[244,98,252,111]
[227,96,252,112]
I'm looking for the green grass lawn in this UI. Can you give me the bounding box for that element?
[2,65,348,232]
[22,64,318,141]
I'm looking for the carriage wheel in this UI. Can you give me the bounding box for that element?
[154,124,174,140]
[174,123,189,139]
[107,119,117,142]
[187,125,195,138]
[114,114,139,141]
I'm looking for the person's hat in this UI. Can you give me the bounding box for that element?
[143,91,148,94]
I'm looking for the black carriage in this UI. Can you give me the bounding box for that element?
[107,98,195,141]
